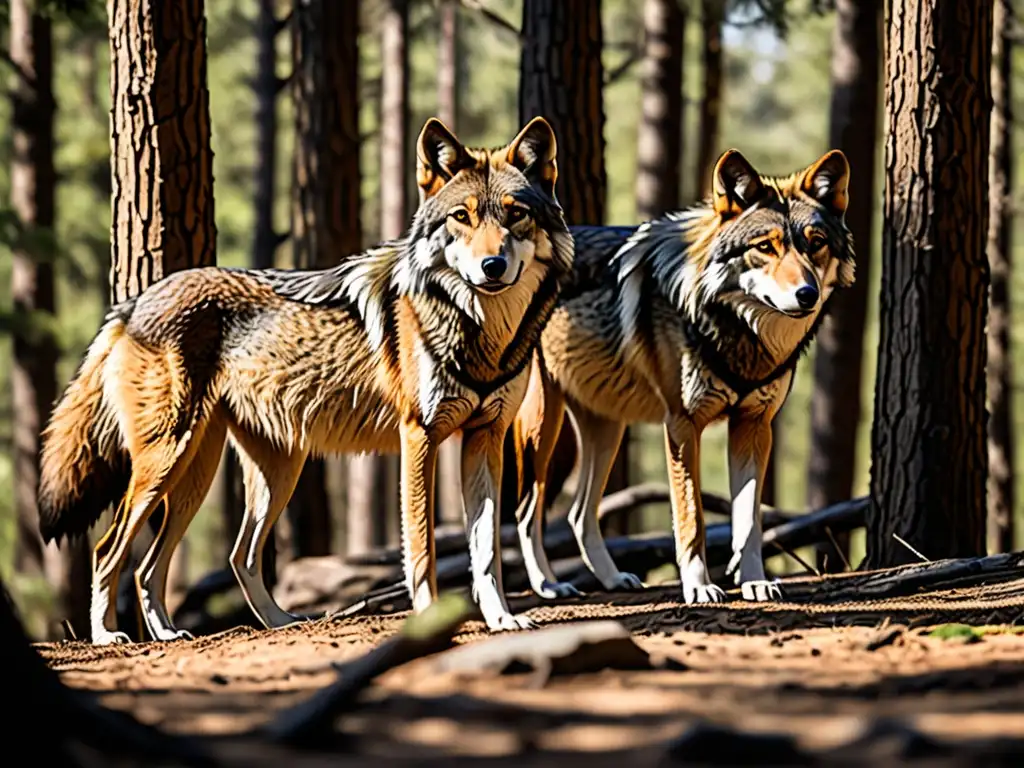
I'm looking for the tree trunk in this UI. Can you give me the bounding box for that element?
[866,0,992,568]
[808,0,881,573]
[695,0,723,200]
[636,0,684,220]
[290,0,363,558]
[347,0,407,553]
[9,0,90,640]
[108,0,216,636]
[517,0,627,525]
[986,0,1014,555]
[435,0,464,528]
[109,0,216,303]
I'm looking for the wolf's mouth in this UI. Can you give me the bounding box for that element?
[478,261,524,294]
[762,295,813,319]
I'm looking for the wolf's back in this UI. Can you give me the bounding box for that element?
[38,306,133,544]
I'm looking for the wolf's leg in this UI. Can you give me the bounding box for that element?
[727,413,781,602]
[513,362,579,599]
[565,406,644,591]
[229,431,307,629]
[90,433,199,645]
[135,414,227,640]
[399,417,439,612]
[664,418,724,604]
[462,422,535,631]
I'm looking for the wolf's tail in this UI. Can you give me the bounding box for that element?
[38,304,135,545]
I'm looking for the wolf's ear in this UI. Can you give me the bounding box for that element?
[712,149,765,218]
[802,149,850,217]
[507,116,558,198]
[416,118,474,201]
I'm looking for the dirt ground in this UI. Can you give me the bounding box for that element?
[39,565,1024,767]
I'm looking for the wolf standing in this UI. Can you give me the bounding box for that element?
[37,117,574,644]
[513,148,854,604]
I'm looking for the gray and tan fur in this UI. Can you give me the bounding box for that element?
[513,148,854,604]
[37,117,573,643]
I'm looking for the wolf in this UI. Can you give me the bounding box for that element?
[512,147,854,605]
[37,116,574,644]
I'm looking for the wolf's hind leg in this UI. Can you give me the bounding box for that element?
[228,429,307,629]
[90,432,200,645]
[564,405,644,592]
[135,413,227,640]
[513,363,579,599]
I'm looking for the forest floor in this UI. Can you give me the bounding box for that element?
[38,564,1024,767]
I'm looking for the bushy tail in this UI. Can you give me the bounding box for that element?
[38,310,133,545]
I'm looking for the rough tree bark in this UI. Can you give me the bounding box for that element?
[10,0,90,639]
[695,0,723,200]
[289,0,362,558]
[107,0,216,636]
[517,0,627,526]
[347,0,407,551]
[867,0,992,568]
[635,0,684,220]
[435,0,464,527]
[808,0,880,572]
[986,0,1014,555]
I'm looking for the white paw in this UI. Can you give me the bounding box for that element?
[486,613,537,632]
[604,572,645,591]
[741,579,783,602]
[683,583,726,604]
[535,580,582,600]
[151,628,195,642]
[93,630,132,646]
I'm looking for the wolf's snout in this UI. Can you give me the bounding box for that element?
[795,285,819,310]
[481,256,508,281]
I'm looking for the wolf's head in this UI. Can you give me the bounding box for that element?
[404,116,573,298]
[692,148,854,320]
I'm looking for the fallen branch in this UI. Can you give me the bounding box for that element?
[264,593,473,746]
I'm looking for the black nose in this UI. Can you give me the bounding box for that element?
[481,256,508,281]
[795,285,819,310]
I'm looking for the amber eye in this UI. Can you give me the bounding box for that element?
[808,236,827,252]
[507,207,530,225]
[754,241,775,255]
[450,209,471,225]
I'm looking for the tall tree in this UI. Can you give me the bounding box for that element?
[10,0,90,639]
[867,0,992,568]
[695,0,723,200]
[636,0,684,220]
[986,0,1015,555]
[346,0,408,551]
[290,0,364,557]
[435,0,464,528]
[106,0,216,636]
[807,0,881,572]
[517,0,628,526]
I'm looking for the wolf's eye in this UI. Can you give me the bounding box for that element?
[507,207,530,225]
[808,236,827,252]
[450,209,471,225]
[754,241,775,255]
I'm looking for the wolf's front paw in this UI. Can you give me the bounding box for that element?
[683,583,726,605]
[150,627,195,642]
[93,630,132,646]
[486,612,536,632]
[604,571,645,591]
[741,579,783,602]
[535,580,582,600]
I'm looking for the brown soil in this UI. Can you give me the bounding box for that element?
[40,571,1024,767]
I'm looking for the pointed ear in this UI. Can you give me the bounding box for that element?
[416,117,474,201]
[802,149,850,217]
[712,149,766,218]
[506,116,558,198]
